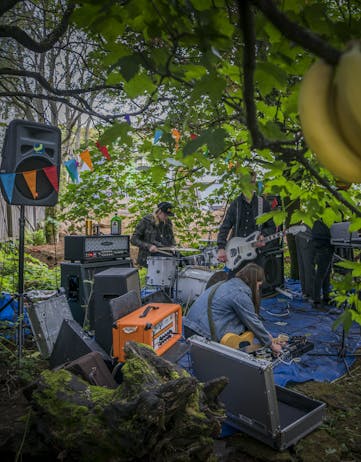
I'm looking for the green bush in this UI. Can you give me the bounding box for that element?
[0,241,59,293]
[25,229,46,246]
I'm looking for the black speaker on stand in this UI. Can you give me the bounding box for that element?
[0,119,61,363]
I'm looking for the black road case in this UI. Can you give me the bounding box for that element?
[188,336,326,450]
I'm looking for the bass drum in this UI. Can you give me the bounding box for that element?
[146,256,177,287]
[177,266,228,306]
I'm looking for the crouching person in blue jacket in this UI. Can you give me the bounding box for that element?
[183,262,282,355]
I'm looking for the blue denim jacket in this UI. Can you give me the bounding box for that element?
[183,278,271,347]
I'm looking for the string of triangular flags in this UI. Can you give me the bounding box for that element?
[0,166,58,203]
[66,129,191,184]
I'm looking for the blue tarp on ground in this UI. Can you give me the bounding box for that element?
[0,293,30,336]
[262,279,361,386]
[0,293,19,323]
[179,279,361,387]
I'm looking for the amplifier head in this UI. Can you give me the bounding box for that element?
[64,234,130,262]
[112,303,182,362]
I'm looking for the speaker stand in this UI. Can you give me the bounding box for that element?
[16,205,26,365]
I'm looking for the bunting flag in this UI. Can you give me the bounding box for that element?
[23,170,38,199]
[124,114,131,125]
[33,143,45,155]
[257,181,263,196]
[96,141,111,160]
[190,133,197,140]
[171,128,181,151]
[64,159,79,183]
[0,173,16,203]
[271,197,279,209]
[153,129,163,144]
[80,149,93,171]
[43,166,59,192]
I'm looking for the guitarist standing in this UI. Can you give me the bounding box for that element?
[217,171,276,272]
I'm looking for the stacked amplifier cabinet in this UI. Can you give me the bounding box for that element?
[92,267,141,353]
[61,234,133,325]
[189,336,325,450]
[64,234,130,262]
[113,303,182,362]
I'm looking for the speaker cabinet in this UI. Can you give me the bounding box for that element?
[259,250,284,296]
[49,319,109,369]
[0,119,61,206]
[92,267,141,353]
[60,259,132,325]
[27,294,73,358]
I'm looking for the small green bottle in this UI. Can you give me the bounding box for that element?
[110,212,122,235]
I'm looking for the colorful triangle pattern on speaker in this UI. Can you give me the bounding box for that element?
[43,166,59,192]
[0,173,15,203]
[23,170,38,199]
[0,167,60,202]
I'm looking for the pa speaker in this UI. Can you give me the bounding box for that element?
[49,319,110,369]
[259,250,284,296]
[60,259,133,326]
[92,267,140,353]
[0,119,61,206]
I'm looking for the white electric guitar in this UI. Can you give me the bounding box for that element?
[225,225,306,270]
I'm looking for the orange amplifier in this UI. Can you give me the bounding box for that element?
[112,303,182,362]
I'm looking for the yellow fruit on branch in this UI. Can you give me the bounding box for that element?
[298,59,361,183]
[333,41,361,160]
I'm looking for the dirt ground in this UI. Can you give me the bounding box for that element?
[2,243,360,461]
[1,342,361,461]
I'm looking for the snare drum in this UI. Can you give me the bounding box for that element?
[146,256,177,287]
[177,266,228,305]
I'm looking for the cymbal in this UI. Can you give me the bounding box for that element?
[159,246,199,252]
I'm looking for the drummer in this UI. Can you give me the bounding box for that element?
[131,201,176,267]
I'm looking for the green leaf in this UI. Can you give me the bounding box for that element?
[123,73,156,98]
[117,54,143,82]
[100,122,133,146]
[255,62,288,94]
[191,73,227,103]
[349,218,361,232]
[190,0,213,12]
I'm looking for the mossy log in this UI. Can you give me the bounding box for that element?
[29,342,228,461]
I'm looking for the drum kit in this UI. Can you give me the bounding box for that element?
[145,242,227,306]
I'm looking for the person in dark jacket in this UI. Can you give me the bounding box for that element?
[131,202,176,267]
[216,171,276,270]
[183,262,282,355]
[311,219,334,309]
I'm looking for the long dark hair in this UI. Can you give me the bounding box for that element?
[235,263,265,314]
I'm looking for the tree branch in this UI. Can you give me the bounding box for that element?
[0,2,75,53]
[0,0,22,16]
[297,155,361,217]
[250,0,341,65]
[238,0,264,147]
[0,67,124,95]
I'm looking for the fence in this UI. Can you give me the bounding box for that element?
[0,195,45,241]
